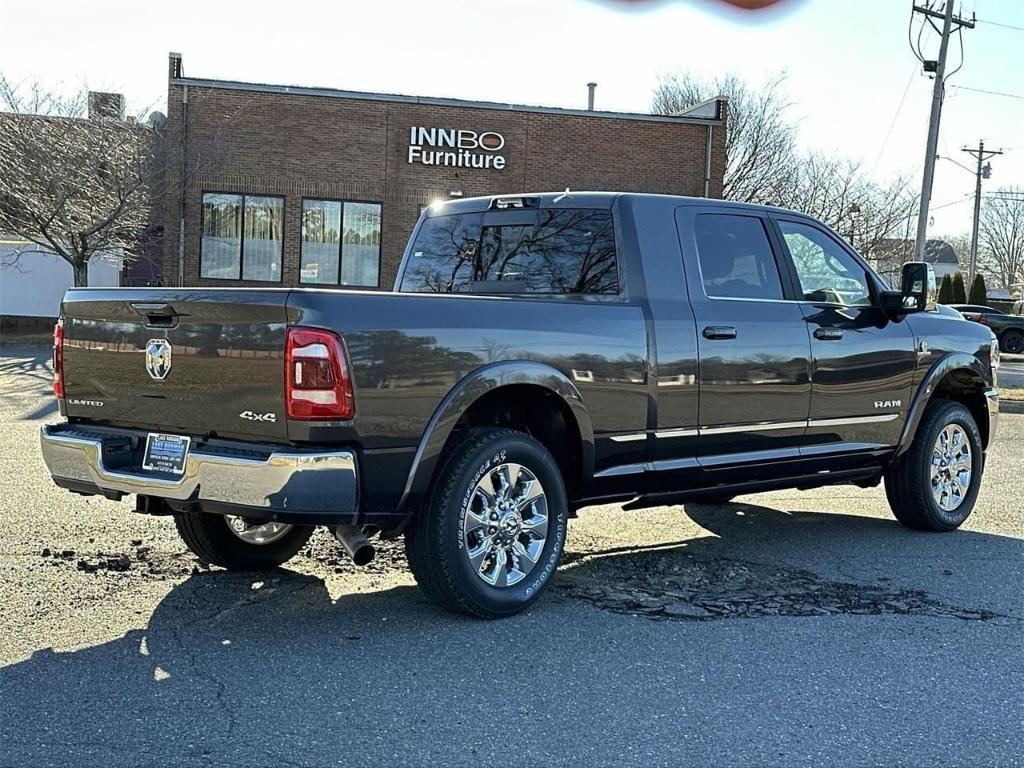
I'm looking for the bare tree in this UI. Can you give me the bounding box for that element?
[786,152,919,273]
[978,188,1024,293]
[0,75,165,286]
[652,71,797,204]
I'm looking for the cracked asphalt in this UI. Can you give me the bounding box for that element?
[0,345,1021,768]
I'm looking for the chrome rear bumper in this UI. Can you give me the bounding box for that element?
[40,424,357,517]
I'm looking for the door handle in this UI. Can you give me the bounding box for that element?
[813,328,844,341]
[703,326,737,340]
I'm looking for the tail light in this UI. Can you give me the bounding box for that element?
[977,314,989,325]
[53,318,65,399]
[285,327,354,420]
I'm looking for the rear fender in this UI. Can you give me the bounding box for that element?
[395,361,594,516]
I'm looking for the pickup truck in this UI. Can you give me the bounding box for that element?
[948,304,1024,355]
[41,193,1000,618]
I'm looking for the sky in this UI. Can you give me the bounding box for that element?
[0,0,1020,238]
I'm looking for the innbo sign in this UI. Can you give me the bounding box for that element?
[407,127,507,170]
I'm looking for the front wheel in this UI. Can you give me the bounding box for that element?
[404,428,569,618]
[884,399,984,531]
[174,512,313,570]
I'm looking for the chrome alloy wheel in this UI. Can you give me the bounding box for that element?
[463,462,549,588]
[930,425,973,513]
[225,516,294,545]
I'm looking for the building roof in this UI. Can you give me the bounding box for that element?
[923,239,960,265]
[167,53,725,127]
[870,237,961,266]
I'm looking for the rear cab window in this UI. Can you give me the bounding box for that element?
[399,208,619,295]
[693,213,785,301]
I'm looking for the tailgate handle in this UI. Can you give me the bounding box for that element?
[131,302,179,328]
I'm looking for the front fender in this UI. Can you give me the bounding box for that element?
[895,352,993,457]
[395,360,595,515]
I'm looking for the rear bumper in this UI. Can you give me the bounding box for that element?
[40,424,358,523]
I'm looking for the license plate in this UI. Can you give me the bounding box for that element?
[142,433,191,475]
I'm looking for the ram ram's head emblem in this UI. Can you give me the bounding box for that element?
[145,338,173,381]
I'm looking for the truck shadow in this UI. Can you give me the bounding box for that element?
[559,501,1023,621]
[1,505,1021,764]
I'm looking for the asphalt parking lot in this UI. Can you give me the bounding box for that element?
[0,345,1021,768]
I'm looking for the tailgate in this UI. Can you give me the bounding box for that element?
[61,289,292,442]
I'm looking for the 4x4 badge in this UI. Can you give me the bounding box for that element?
[239,410,277,423]
[145,339,172,380]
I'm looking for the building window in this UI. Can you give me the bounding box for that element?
[300,199,381,287]
[200,193,284,282]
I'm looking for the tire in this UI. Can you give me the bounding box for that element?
[174,512,313,570]
[884,399,984,532]
[1000,329,1023,355]
[404,428,569,619]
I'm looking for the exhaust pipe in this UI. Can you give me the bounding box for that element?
[332,525,375,566]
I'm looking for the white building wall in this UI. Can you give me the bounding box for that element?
[0,240,121,318]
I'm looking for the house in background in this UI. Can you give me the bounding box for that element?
[0,89,155,336]
[867,237,962,286]
[0,237,121,337]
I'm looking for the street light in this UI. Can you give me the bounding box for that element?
[847,203,861,248]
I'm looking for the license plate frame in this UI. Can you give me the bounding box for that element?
[142,432,191,476]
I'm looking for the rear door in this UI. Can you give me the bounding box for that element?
[771,217,916,455]
[61,289,291,442]
[675,206,812,473]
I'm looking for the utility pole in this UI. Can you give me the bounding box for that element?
[912,0,975,261]
[962,139,1003,283]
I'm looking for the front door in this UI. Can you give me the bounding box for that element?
[676,208,812,477]
[772,218,916,458]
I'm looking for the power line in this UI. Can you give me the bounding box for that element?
[977,17,1024,32]
[871,66,917,173]
[950,84,1024,99]
[931,194,973,211]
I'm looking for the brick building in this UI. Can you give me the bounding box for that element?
[163,53,726,290]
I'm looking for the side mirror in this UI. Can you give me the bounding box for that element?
[899,261,936,313]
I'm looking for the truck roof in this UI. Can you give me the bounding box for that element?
[427,191,802,218]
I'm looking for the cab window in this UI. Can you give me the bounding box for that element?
[400,209,618,295]
[693,213,785,300]
[778,220,872,306]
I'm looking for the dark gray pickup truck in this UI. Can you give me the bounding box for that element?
[41,193,1000,617]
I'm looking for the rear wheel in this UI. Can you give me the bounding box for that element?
[1000,330,1023,355]
[884,399,983,531]
[174,512,313,570]
[404,428,568,618]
